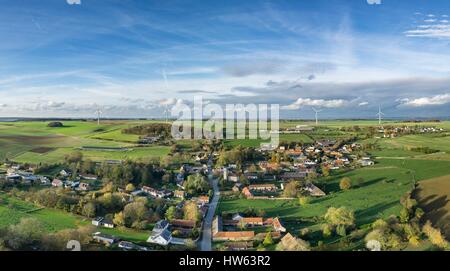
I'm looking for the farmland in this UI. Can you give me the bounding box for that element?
[0,121,170,163]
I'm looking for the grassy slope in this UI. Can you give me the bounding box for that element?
[415,174,450,239]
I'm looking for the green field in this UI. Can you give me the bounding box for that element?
[0,194,80,231]
[0,193,151,241]
[0,121,170,163]
[218,158,450,236]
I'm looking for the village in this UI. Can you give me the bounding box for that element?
[0,127,380,251]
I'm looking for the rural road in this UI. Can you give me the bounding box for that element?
[199,160,220,251]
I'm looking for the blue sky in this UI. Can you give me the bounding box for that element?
[1,0,450,119]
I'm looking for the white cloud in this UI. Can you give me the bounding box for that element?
[282,98,348,110]
[66,0,81,5]
[405,14,450,39]
[358,101,369,106]
[367,0,381,5]
[158,98,185,106]
[399,94,450,107]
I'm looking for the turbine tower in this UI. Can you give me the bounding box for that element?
[312,107,322,126]
[95,107,102,126]
[164,105,169,123]
[376,105,385,125]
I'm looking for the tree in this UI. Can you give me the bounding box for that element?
[125,183,136,192]
[422,220,448,249]
[113,212,125,226]
[123,201,149,228]
[263,232,274,246]
[184,174,210,196]
[82,202,96,218]
[283,181,299,198]
[6,218,46,250]
[165,206,178,221]
[324,207,355,229]
[298,196,310,207]
[64,151,83,164]
[47,121,63,127]
[321,165,330,177]
[339,177,352,190]
[322,224,332,238]
[183,201,200,222]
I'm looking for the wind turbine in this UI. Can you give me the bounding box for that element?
[312,107,322,126]
[163,105,169,123]
[95,107,102,126]
[376,105,385,125]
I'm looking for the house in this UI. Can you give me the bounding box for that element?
[278,233,309,251]
[359,158,375,167]
[59,169,71,177]
[304,183,326,197]
[142,186,172,198]
[174,190,185,199]
[197,195,210,205]
[147,220,172,246]
[248,184,277,192]
[93,232,117,246]
[272,217,286,232]
[259,161,280,171]
[213,231,255,241]
[92,217,114,228]
[223,241,253,251]
[243,172,258,181]
[227,173,239,183]
[153,220,170,233]
[78,182,90,191]
[281,171,307,181]
[79,173,98,180]
[240,217,264,227]
[171,219,196,229]
[232,183,243,192]
[52,179,64,187]
[241,187,253,198]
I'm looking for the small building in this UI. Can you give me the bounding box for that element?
[213,231,255,242]
[52,179,64,187]
[303,183,326,197]
[142,186,172,198]
[92,217,114,228]
[171,219,196,229]
[79,182,90,191]
[79,173,98,180]
[60,169,71,177]
[93,232,117,246]
[248,184,277,192]
[174,190,186,199]
[281,171,307,181]
[241,187,253,198]
[272,217,286,232]
[147,228,172,246]
[197,195,210,205]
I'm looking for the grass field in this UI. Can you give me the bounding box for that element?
[415,174,450,239]
[0,193,152,241]
[0,194,80,231]
[0,120,170,163]
[218,158,450,238]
